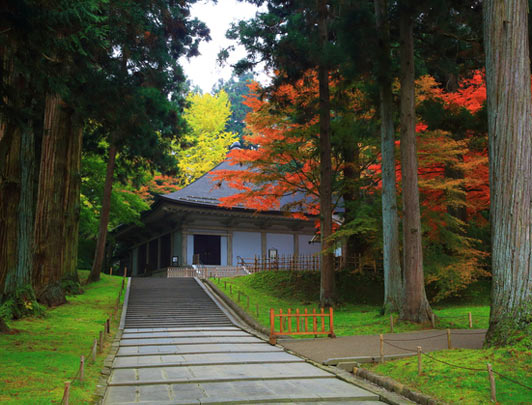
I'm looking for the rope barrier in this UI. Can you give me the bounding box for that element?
[384,332,448,342]
[492,370,532,391]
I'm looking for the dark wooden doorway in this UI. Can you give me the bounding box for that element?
[193,235,221,265]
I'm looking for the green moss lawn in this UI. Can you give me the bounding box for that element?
[0,271,124,404]
[212,271,490,336]
[368,345,532,403]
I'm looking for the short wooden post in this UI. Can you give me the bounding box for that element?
[224,281,227,289]
[287,308,292,333]
[279,309,284,333]
[256,303,259,317]
[110,267,113,276]
[379,334,384,363]
[229,285,232,294]
[417,346,422,376]
[98,330,103,353]
[106,319,110,334]
[468,312,473,328]
[269,308,276,345]
[431,313,436,328]
[487,363,496,402]
[320,308,325,332]
[296,308,300,332]
[329,307,335,337]
[390,314,394,333]
[80,355,85,382]
[304,308,309,332]
[237,290,241,303]
[62,381,70,405]
[312,309,317,335]
[92,339,97,362]
[447,328,452,349]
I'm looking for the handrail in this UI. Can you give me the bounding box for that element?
[269,307,335,345]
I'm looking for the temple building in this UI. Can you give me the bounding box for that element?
[115,157,321,276]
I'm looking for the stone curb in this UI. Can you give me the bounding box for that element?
[353,366,446,405]
[93,329,123,404]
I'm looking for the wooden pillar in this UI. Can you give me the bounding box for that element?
[182,230,188,266]
[293,234,299,257]
[227,232,233,266]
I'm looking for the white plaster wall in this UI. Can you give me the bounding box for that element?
[232,231,262,265]
[266,233,294,256]
[298,234,322,255]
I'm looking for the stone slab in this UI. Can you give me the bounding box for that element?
[104,377,381,404]
[117,343,282,356]
[123,327,240,333]
[113,351,303,368]
[109,362,332,384]
[119,336,261,346]
[121,331,250,339]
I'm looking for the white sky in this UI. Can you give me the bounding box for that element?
[180,0,269,93]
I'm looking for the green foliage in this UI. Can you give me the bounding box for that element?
[0,285,45,321]
[80,151,150,240]
[212,73,255,137]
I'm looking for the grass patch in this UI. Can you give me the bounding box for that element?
[0,271,124,404]
[367,345,532,403]
[212,271,490,336]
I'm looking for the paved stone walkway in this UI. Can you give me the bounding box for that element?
[103,278,387,404]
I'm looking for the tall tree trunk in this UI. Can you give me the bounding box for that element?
[484,0,532,346]
[89,143,118,283]
[375,0,403,313]
[33,94,80,305]
[0,126,22,300]
[398,5,432,323]
[341,144,361,266]
[317,0,335,307]
[61,125,82,282]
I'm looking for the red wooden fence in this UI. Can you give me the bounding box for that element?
[269,307,335,345]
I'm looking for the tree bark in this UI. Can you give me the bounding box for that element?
[341,143,362,265]
[89,143,118,283]
[62,125,82,282]
[33,94,80,305]
[317,0,335,307]
[484,0,532,345]
[398,5,432,323]
[375,0,403,313]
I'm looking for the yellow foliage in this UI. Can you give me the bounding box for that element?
[176,91,238,185]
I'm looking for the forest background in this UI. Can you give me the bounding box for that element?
[0,0,530,348]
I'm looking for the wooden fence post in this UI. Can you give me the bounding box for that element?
[447,328,452,349]
[468,312,473,328]
[110,267,113,276]
[80,355,85,382]
[92,339,97,362]
[329,307,335,337]
[62,381,70,405]
[431,313,436,328]
[269,308,276,345]
[379,334,384,363]
[417,346,422,376]
[487,363,496,402]
[98,331,103,353]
